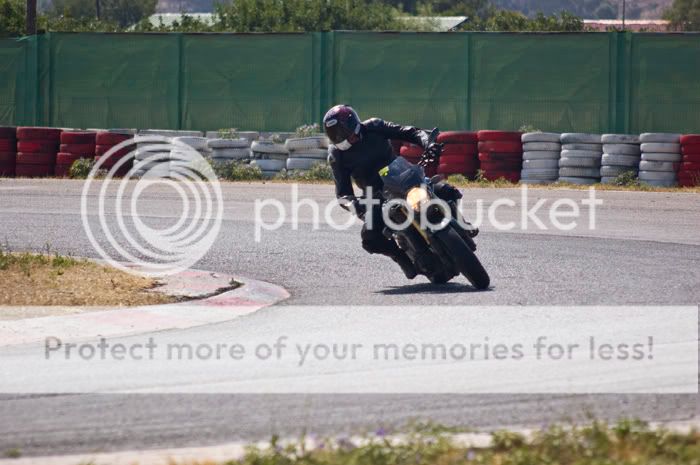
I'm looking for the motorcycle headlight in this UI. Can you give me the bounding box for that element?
[406,186,429,211]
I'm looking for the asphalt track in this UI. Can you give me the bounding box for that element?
[0,179,698,457]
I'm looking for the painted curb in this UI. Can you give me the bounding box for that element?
[0,268,289,347]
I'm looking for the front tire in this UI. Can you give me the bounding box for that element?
[435,226,490,290]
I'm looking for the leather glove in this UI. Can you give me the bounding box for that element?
[338,196,367,219]
[420,142,444,166]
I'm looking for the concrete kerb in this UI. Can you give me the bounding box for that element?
[0,265,290,347]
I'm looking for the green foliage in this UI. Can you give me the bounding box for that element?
[218,128,239,139]
[44,0,156,28]
[611,170,640,187]
[211,160,264,181]
[68,158,94,179]
[664,0,700,30]
[519,124,540,133]
[0,0,24,36]
[0,245,79,276]
[295,123,321,138]
[276,162,333,181]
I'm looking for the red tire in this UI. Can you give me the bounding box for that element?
[0,161,15,177]
[95,144,131,157]
[54,164,72,178]
[440,154,478,166]
[60,131,96,145]
[481,170,521,183]
[16,152,55,165]
[56,153,84,165]
[441,143,477,157]
[437,131,478,144]
[478,141,523,153]
[400,144,423,157]
[0,152,16,163]
[682,153,700,163]
[478,152,523,162]
[681,162,700,171]
[438,164,476,175]
[16,127,62,141]
[477,130,522,142]
[96,131,132,146]
[480,161,522,171]
[15,163,53,177]
[17,140,59,153]
[680,134,700,145]
[0,139,16,152]
[0,127,16,139]
[681,144,700,156]
[60,143,95,156]
[95,155,133,173]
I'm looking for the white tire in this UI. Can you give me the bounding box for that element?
[288,149,328,159]
[603,144,640,156]
[521,179,553,185]
[558,176,598,185]
[639,133,681,143]
[287,157,323,171]
[639,179,677,187]
[560,133,602,144]
[561,149,602,159]
[522,142,561,152]
[638,170,677,181]
[521,132,560,143]
[600,165,635,177]
[601,134,640,144]
[639,160,678,172]
[256,153,288,161]
[559,156,600,168]
[252,159,285,171]
[135,148,169,161]
[601,154,640,167]
[208,138,250,149]
[285,136,329,152]
[640,152,682,162]
[640,142,680,153]
[559,167,600,178]
[172,136,208,151]
[139,129,202,137]
[601,176,619,184]
[261,170,279,179]
[251,140,287,155]
[523,151,560,160]
[521,169,559,179]
[562,143,602,151]
[212,148,250,160]
[522,159,559,169]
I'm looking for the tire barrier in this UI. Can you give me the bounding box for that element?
[250,139,288,178]
[639,133,681,187]
[0,126,16,177]
[399,142,437,177]
[208,138,252,169]
[15,127,61,178]
[436,131,478,179]
[170,136,211,175]
[599,134,640,184]
[284,136,329,177]
[679,134,700,187]
[559,134,602,184]
[94,129,135,177]
[477,130,522,183]
[55,131,96,177]
[520,132,560,184]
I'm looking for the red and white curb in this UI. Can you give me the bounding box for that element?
[0,268,289,347]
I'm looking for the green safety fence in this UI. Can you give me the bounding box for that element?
[0,31,698,133]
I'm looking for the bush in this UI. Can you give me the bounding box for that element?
[295,124,321,138]
[611,170,640,187]
[68,158,95,179]
[211,160,264,181]
[276,162,333,182]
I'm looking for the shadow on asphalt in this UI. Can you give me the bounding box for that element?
[377,282,491,295]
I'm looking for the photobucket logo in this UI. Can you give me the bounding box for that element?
[80,136,223,277]
[254,184,602,242]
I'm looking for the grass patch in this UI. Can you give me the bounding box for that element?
[226,420,699,465]
[211,160,265,181]
[275,162,334,182]
[68,158,95,179]
[0,247,177,307]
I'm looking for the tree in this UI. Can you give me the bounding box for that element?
[664,0,700,30]
[101,0,157,28]
[0,0,24,36]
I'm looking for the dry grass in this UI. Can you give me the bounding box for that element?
[0,250,177,307]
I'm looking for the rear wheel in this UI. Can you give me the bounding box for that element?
[435,226,490,290]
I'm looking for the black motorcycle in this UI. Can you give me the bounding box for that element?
[377,130,490,289]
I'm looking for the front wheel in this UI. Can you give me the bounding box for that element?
[434,226,490,290]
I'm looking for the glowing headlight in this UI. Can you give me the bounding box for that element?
[406,186,429,211]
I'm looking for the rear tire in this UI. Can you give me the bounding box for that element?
[435,226,490,290]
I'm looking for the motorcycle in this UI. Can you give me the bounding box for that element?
[377,129,490,289]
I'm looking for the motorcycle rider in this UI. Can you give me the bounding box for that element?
[323,104,464,279]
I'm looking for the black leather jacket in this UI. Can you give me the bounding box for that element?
[328,118,431,198]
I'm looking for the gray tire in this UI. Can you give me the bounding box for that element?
[560,133,602,144]
[559,156,600,168]
[639,133,681,143]
[559,167,600,178]
[251,141,287,155]
[285,136,329,152]
[521,169,559,179]
[289,149,328,159]
[638,170,677,181]
[601,176,622,184]
[640,142,680,153]
[639,179,677,187]
[639,160,678,172]
[522,142,561,152]
[521,179,554,185]
[558,176,598,185]
[561,149,602,159]
[172,136,208,151]
[252,159,285,171]
[212,148,251,160]
[600,165,635,177]
[522,159,559,169]
[562,143,602,151]
[603,144,640,156]
[601,134,640,144]
[287,157,323,171]
[522,132,561,143]
[139,129,202,137]
[640,152,682,162]
[208,138,250,149]
[601,154,640,167]
[523,150,560,160]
